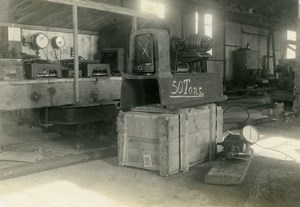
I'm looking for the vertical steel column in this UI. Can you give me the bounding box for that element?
[294,0,300,115]
[73,5,80,103]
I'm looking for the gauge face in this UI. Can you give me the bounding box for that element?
[241,125,260,144]
[52,36,65,48]
[33,33,49,49]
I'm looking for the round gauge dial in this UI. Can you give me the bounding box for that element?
[240,125,260,144]
[32,33,49,49]
[52,36,65,48]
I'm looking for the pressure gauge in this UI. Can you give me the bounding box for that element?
[32,33,49,49]
[52,36,65,48]
[240,125,260,144]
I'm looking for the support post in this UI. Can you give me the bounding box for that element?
[73,5,80,103]
[266,28,270,70]
[271,28,276,72]
[294,0,300,115]
[132,16,137,31]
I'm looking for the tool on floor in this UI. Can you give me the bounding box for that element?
[217,125,259,161]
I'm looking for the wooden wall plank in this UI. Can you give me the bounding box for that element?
[21,28,99,61]
[182,11,195,38]
[225,21,242,46]
[223,20,283,81]
[225,46,238,81]
[212,18,225,60]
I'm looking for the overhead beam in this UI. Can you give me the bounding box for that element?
[184,0,293,28]
[42,0,155,19]
[0,22,100,36]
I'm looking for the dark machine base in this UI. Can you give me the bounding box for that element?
[35,104,118,139]
[46,104,116,138]
[121,73,226,110]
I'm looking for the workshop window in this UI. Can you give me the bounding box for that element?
[204,13,213,55]
[141,0,165,18]
[195,12,199,34]
[286,30,296,59]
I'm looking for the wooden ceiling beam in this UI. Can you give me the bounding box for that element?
[189,0,278,22]
[0,22,100,36]
[42,0,156,19]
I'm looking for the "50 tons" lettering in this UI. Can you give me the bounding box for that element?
[170,79,204,98]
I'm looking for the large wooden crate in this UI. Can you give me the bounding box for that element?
[118,104,223,176]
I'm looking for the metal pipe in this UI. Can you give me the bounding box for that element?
[73,5,80,103]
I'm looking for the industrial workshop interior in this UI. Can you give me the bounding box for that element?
[1,0,300,206]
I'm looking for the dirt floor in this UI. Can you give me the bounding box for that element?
[0,117,300,206]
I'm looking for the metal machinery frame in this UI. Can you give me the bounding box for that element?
[121,29,226,110]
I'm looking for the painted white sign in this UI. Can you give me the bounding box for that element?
[8,27,21,41]
[143,153,152,168]
[170,79,204,98]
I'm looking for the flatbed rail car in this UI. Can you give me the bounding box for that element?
[0,77,122,111]
[0,77,122,137]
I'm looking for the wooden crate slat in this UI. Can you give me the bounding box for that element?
[123,162,160,171]
[186,110,210,133]
[125,113,160,139]
[126,137,159,149]
[117,112,126,166]
[180,109,190,172]
[159,115,180,176]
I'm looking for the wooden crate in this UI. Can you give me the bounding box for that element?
[118,104,223,176]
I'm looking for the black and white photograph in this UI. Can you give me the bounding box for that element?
[0,0,299,206]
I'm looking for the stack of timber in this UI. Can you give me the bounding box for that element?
[117,104,223,176]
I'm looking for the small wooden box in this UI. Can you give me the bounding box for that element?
[118,104,223,176]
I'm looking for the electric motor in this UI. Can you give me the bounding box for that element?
[184,34,214,53]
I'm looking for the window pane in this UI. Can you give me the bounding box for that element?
[141,0,165,18]
[287,47,296,59]
[204,14,212,26]
[205,25,212,37]
[289,44,296,50]
[195,12,199,34]
[287,30,296,41]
